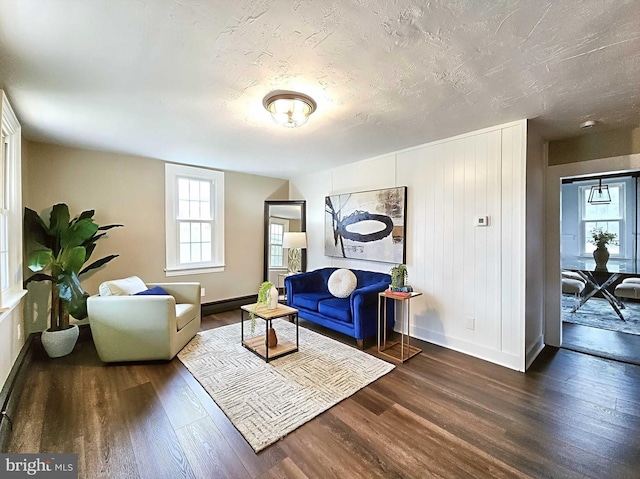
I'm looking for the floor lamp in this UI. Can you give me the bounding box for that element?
[282,232,307,274]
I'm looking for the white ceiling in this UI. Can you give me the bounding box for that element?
[1,0,639,179]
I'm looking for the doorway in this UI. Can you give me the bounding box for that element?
[559,172,640,364]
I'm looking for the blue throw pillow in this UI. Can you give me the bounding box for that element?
[135,285,170,296]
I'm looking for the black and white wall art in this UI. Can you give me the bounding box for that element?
[324,186,407,264]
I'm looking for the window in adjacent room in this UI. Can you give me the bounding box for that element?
[269,220,286,268]
[580,182,624,256]
[165,163,224,275]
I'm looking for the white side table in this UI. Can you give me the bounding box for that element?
[377,291,422,363]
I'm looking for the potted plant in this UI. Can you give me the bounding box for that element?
[24,204,122,357]
[588,227,618,271]
[390,264,408,291]
[250,281,279,346]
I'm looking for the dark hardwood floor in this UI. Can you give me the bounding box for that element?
[4,311,640,478]
[562,321,640,365]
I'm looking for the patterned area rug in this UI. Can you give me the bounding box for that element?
[561,294,640,336]
[178,319,394,452]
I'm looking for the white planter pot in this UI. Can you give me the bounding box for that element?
[41,324,79,358]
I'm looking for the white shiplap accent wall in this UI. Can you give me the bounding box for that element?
[291,120,529,370]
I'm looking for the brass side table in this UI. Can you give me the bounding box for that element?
[377,291,422,363]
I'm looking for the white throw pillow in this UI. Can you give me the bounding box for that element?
[328,269,357,298]
[99,276,147,296]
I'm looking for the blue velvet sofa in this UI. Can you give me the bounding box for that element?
[285,267,394,347]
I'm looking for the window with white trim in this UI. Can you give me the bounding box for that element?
[580,183,624,256]
[269,221,285,268]
[0,91,24,308]
[165,164,224,276]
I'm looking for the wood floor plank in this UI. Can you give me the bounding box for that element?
[121,382,196,479]
[81,360,141,479]
[144,361,209,431]
[256,457,310,479]
[174,415,251,479]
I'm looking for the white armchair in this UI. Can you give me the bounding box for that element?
[88,278,201,362]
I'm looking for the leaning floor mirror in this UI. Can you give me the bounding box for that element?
[263,200,307,299]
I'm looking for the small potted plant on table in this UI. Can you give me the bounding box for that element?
[251,281,279,346]
[588,227,618,271]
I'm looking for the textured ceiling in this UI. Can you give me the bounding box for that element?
[0,0,639,179]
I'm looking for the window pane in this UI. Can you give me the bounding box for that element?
[202,243,212,262]
[189,201,199,219]
[180,244,191,263]
[201,223,211,241]
[583,185,622,220]
[178,200,190,219]
[178,178,190,200]
[191,223,201,242]
[200,181,210,202]
[179,222,190,243]
[191,243,201,263]
[189,180,200,201]
[200,201,210,220]
[584,221,620,255]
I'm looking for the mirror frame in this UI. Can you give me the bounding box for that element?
[263,200,307,282]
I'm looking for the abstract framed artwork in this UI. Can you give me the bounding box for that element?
[325,186,407,264]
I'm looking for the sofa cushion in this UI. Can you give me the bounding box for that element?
[99,276,147,296]
[328,269,357,298]
[291,292,333,312]
[318,298,352,323]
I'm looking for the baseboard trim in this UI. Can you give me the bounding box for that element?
[0,332,36,450]
[202,295,258,316]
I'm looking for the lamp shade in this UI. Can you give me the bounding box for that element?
[282,232,307,249]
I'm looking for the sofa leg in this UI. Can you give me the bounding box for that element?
[356,339,364,349]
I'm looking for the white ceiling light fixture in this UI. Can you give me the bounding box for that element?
[263,91,317,128]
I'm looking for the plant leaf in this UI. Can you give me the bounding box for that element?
[27,249,54,272]
[57,271,89,320]
[49,203,70,236]
[98,224,124,231]
[24,207,51,248]
[60,246,87,274]
[77,210,95,221]
[23,272,55,287]
[79,254,119,277]
[61,218,99,249]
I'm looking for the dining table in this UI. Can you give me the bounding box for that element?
[561,258,640,321]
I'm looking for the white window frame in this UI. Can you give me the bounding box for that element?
[579,183,625,257]
[269,218,289,269]
[165,163,224,276]
[0,91,26,311]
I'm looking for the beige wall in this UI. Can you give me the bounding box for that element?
[548,126,640,166]
[24,141,289,320]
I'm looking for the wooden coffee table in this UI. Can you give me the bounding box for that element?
[240,303,299,362]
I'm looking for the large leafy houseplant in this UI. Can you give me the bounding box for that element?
[24,204,122,331]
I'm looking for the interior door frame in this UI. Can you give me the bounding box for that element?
[545,153,640,347]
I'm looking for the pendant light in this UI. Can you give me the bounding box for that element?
[588,178,611,205]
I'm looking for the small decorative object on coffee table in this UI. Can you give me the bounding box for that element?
[377,290,422,363]
[241,303,299,362]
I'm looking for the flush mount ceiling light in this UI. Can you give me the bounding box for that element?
[588,178,611,205]
[263,91,317,128]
